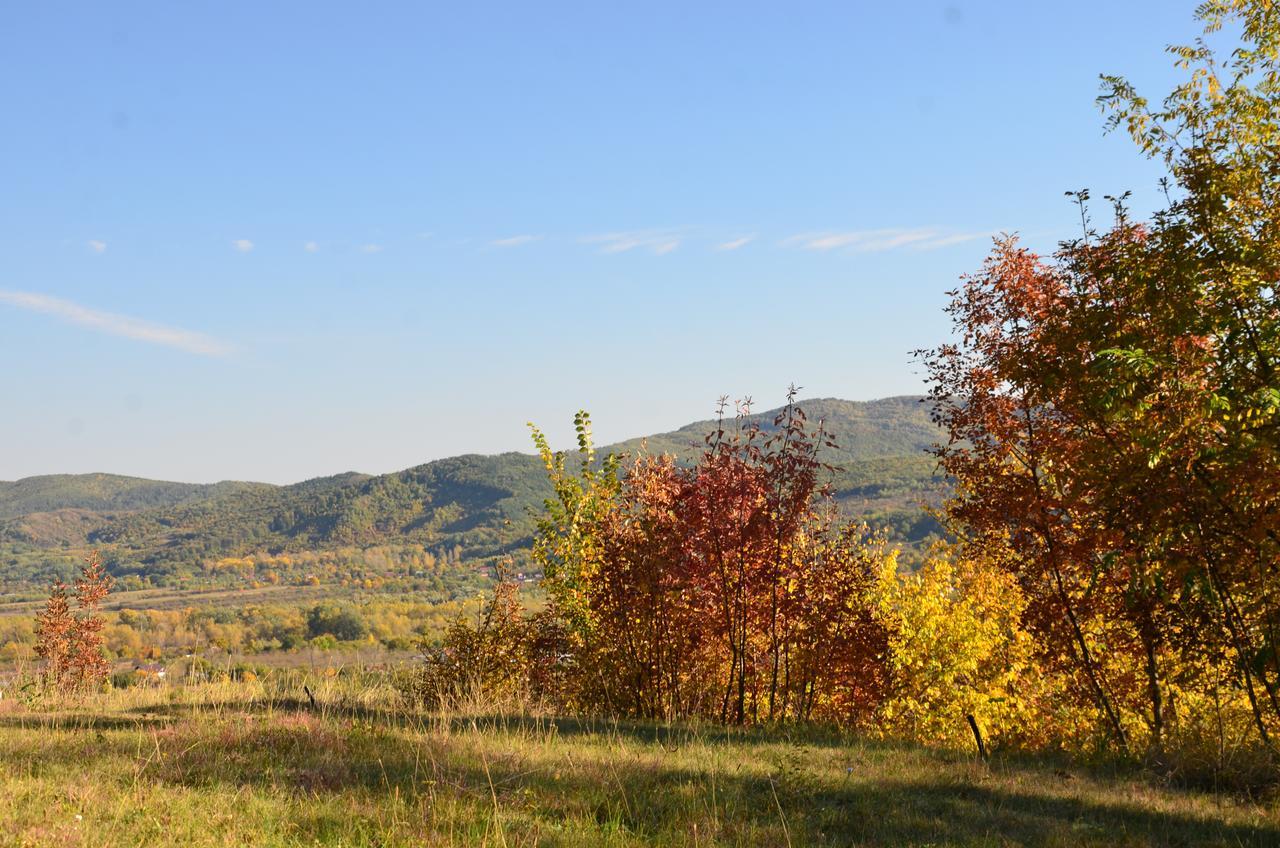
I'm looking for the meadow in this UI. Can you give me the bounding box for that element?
[4,674,1280,848]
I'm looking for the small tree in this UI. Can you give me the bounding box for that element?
[69,551,114,690]
[34,580,74,690]
[34,551,114,694]
[875,543,1046,750]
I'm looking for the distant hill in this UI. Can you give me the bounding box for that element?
[0,397,946,582]
[0,474,266,521]
[608,397,939,464]
[609,396,945,544]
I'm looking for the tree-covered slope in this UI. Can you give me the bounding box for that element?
[0,473,266,521]
[85,457,548,578]
[607,396,938,464]
[0,397,945,580]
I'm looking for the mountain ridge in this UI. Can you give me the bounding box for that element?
[0,395,930,492]
[0,396,945,583]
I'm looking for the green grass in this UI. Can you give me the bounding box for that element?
[2,679,1278,847]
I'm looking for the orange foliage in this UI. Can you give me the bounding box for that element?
[34,550,114,694]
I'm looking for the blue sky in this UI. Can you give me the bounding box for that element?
[1,1,1194,483]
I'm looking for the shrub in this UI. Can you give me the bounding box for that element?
[401,570,538,710]
[306,604,369,642]
[34,551,114,696]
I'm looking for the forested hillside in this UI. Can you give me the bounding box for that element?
[0,473,265,521]
[0,397,944,585]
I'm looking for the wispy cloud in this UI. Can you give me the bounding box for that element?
[491,234,541,248]
[917,232,992,249]
[582,230,683,255]
[303,241,319,253]
[715,235,754,251]
[232,239,254,253]
[359,243,384,254]
[0,290,232,356]
[783,228,991,253]
[87,239,107,254]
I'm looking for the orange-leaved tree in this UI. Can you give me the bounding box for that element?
[34,579,75,690]
[527,391,892,726]
[34,550,114,694]
[922,0,1280,760]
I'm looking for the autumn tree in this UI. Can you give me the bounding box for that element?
[922,0,1280,759]
[521,392,892,725]
[1095,0,1280,754]
[875,543,1047,750]
[35,551,115,694]
[528,410,622,643]
[34,580,74,690]
[69,550,114,689]
[579,454,709,718]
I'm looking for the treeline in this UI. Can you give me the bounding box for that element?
[193,545,478,591]
[404,401,1027,748]
[3,547,496,664]
[0,544,485,596]
[1,595,488,664]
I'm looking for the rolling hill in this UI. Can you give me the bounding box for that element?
[0,474,267,521]
[0,397,946,584]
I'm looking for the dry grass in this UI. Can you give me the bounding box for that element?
[2,676,1279,847]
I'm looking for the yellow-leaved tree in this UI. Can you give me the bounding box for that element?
[875,545,1046,751]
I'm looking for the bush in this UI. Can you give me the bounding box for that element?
[110,670,140,689]
[401,578,526,708]
[306,604,369,642]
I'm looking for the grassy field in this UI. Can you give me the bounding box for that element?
[2,678,1279,847]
